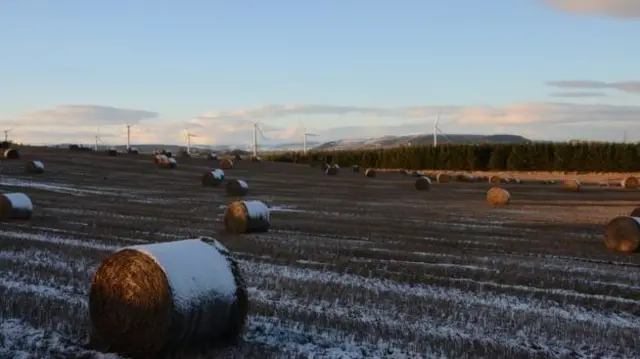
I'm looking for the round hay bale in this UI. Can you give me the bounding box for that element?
[352,165,360,173]
[224,200,270,233]
[604,216,640,253]
[489,175,501,185]
[325,165,338,176]
[563,179,581,192]
[220,159,234,170]
[25,160,45,174]
[3,148,19,160]
[486,187,510,207]
[0,193,33,220]
[411,170,421,177]
[89,238,248,357]
[226,179,249,197]
[436,173,450,184]
[153,154,168,166]
[415,176,431,191]
[364,168,376,178]
[622,176,639,189]
[202,169,225,186]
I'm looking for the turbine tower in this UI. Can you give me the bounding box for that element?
[185,131,197,154]
[3,128,11,142]
[125,124,133,150]
[432,113,452,147]
[252,121,266,157]
[94,127,101,151]
[299,120,318,154]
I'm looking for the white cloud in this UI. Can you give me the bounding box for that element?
[540,0,640,18]
[14,105,159,127]
[549,91,608,98]
[547,80,640,94]
[7,102,640,146]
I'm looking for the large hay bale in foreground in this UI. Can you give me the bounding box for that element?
[486,187,510,207]
[563,179,581,192]
[25,160,45,174]
[364,168,376,178]
[622,176,639,189]
[226,179,249,197]
[202,169,225,186]
[415,176,431,191]
[436,173,450,183]
[3,148,19,160]
[224,200,270,233]
[604,216,640,253]
[0,193,33,220]
[325,165,338,176]
[220,159,234,170]
[89,238,248,357]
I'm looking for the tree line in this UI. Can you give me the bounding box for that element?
[263,142,640,172]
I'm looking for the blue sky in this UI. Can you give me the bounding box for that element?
[1,0,639,146]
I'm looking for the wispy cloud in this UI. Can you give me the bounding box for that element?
[549,91,608,98]
[540,0,640,18]
[13,105,159,127]
[547,80,640,94]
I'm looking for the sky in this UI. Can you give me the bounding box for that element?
[1,0,639,148]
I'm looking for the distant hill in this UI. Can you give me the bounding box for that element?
[313,134,531,151]
[50,134,530,154]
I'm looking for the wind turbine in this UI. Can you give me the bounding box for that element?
[432,113,452,147]
[125,124,133,150]
[94,127,102,151]
[252,121,266,157]
[185,130,197,154]
[299,120,318,155]
[3,128,11,142]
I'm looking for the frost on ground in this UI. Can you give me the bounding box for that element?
[0,157,639,358]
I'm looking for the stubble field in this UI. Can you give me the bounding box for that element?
[0,148,639,359]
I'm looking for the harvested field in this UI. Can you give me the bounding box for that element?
[0,148,639,358]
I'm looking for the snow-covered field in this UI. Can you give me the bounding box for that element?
[0,153,639,358]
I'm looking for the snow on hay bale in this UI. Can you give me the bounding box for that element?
[220,159,234,169]
[325,165,339,176]
[364,168,376,178]
[486,187,510,207]
[436,173,450,183]
[415,176,431,191]
[202,169,225,186]
[89,238,248,357]
[224,200,270,233]
[489,175,501,185]
[622,176,639,189]
[3,148,19,160]
[604,216,640,253]
[167,157,177,168]
[563,179,581,192]
[226,179,249,197]
[25,160,45,174]
[0,193,33,220]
